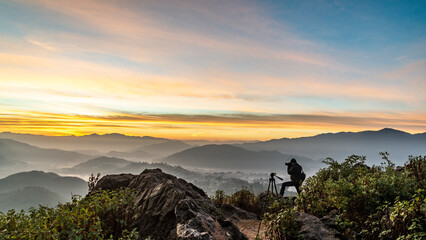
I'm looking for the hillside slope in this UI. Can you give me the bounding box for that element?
[240,128,426,164]
[0,171,87,198]
[0,186,65,212]
[0,132,168,153]
[162,144,320,172]
[0,138,91,168]
[132,140,192,156]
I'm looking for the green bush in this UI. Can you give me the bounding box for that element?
[212,187,261,215]
[261,197,300,240]
[296,155,426,239]
[0,188,139,240]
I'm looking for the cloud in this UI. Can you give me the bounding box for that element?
[1,109,425,140]
[15,0,334,68]
[1,0,425,139]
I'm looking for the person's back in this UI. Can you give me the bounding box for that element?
[288,163,304,183]
[280,158,305,195]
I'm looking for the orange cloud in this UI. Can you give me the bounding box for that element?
[1,109,425,141]
[1,0,424,141]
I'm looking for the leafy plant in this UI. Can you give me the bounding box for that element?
[88,173,101,192]
[296,154,425,239]
[261,197,300,240]
[212,186,261,215]
[0,188,139,240]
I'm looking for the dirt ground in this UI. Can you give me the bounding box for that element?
[235,219,266,240]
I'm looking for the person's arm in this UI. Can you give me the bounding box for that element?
[288,165,296,175]
[287,165,293,175]
[288,165,301,175]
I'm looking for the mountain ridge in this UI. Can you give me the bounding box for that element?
[239,128,426,164]
[0,138,92,171]
[0,170,87,198]
[162,144,320,173]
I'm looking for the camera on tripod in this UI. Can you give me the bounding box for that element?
[270,172,283,180]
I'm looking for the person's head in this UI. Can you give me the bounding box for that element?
[286,158,297,166]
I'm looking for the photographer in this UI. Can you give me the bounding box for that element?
[279,158,305,196]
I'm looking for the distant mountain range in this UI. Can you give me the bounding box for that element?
[0,138,92,171]
[61,156,133,175]
[131,140,193,156]
[106,140,192,159]
[1,128,424,175]
[107,149,159,160]
[0,186,65,212]
[0,132,168,153]
[0,171,87,199]
[162,144,321,173]
[240,128,426,165]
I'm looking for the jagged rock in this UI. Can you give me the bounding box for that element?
[93,169,247,240]
[297,212,342,240]
[94,173,134,190]
[320,210,340,230]
[220,204,257,222]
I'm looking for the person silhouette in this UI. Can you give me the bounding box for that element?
[279,158,305,196]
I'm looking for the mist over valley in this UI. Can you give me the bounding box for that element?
[0,128,424,212]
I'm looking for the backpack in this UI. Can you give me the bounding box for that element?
[298,172,306,183]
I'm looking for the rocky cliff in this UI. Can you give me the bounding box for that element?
[93,169,247,240]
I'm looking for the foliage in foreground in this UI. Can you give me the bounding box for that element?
[296,154,426,240]
[212,186,262,215]
[255,155,425,240]
[0,188,139,240]
[261,197,300,240]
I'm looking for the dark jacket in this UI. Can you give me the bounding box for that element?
[287,163,304,183]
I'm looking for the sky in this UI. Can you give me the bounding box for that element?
[0,0,425,140]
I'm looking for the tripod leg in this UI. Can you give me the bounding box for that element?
[266,179,271,195]
[274,180,279,197]
[257,178,273,238]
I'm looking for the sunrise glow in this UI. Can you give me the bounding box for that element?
[1,0,425,140]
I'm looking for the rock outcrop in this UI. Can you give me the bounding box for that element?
[220,204,257,222]
[296,212,342,240]
[93,169,247,240]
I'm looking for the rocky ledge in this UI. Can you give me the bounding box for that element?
[93,169,247,240]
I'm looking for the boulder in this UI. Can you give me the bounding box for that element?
[296,212,341,240]
[94,173,134,190]
[93,169,247,240]
[220,204,257,222]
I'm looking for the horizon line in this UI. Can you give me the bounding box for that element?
[1,127,424,142]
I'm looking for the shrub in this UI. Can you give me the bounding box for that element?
[212,186,262,215]
[212,190,226,206]
[0,188,139,240]
[261,197,300,240]
[296,155,426,239]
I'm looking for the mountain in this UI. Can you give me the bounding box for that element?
[61,156,133,175]
[0,171,87,198]
[0,186,65,212]
[162,144,320,173]
[0,132,168,153]
[0,156,26,168]
[131,140,193,156]
[107,150,159,160]
[114,162,198,178]
[240,128,426,165]
[0,139,91,173]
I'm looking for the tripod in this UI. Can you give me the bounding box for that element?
[256,173,283,238]
[266,173,282,197]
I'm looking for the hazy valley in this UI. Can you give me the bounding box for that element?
[0,128,424,212]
